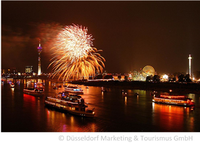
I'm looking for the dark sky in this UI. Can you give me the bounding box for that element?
[2,1,200,74]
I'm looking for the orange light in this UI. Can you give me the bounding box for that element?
[160,95,185,99]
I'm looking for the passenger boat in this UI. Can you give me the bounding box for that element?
[64,85,84,95]
[44,94,95,117]
[23,88,44,97]
[153,94,195,107]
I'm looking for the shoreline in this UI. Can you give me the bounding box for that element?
[70,80,200,94]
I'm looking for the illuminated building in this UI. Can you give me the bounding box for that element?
[121,75,125,81]
[37,39,42,75]
[161,74,169,82]
[25,66,33,74]
[188,54,192,78]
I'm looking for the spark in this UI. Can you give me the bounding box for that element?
[49,24,105,81]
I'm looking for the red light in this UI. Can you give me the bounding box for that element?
[23,94,36,102]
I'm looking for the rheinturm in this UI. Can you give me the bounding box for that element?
[37,39,42,75]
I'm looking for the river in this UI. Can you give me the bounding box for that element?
[2,79,200,132]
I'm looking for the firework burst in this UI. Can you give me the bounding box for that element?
[49,24,105,81]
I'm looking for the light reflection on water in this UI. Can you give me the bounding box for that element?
[124,96,127,105]
[2,79,200,132]
[152,103,194,131]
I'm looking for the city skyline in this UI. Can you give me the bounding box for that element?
[2,1,200,74]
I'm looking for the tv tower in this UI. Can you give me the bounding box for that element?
[188,54,192,78]
[37,39,42,75]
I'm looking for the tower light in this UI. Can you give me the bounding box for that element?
[188,54,192,79]
[37,39,42,75]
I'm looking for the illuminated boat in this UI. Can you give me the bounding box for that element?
[23,88,44,97]
[44,95,95,117]
[153,94,195,107]
[64,85,84,94]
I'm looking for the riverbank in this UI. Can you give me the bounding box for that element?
[71,80,200,94]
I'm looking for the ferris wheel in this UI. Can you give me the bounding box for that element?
[142,65,155,77]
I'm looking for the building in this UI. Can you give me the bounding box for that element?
[37,39,42,75]
[188,54,192,78]
[25,66,33,74]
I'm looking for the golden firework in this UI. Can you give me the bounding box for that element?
[49,24,105,81]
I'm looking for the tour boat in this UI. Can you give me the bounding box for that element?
[64,85,84,94]
[44,94,95,117]
[23,88,44,97]
[153,94,195,107]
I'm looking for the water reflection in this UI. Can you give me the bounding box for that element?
[46,109,56,127]
[2,79,200,132]
[101,91,104,102]
[137,95,139,104]
[152,103,194,131]
[188,117,194,131]
[23,94,36,109]
[124,96,127,105]
[11,87,15,98]
[139,90,146,97]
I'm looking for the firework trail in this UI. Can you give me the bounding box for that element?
[49,24,105,81]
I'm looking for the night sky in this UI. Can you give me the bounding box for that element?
[2,1,200,74]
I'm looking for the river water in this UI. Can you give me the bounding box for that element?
[2,79,200,132]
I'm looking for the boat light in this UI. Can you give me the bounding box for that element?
[160,95,185,99]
